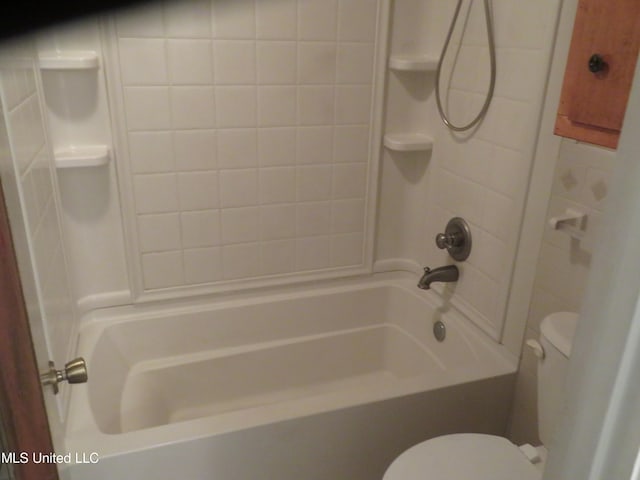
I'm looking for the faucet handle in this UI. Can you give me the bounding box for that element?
[435,217,472,261]
[435,232,461,249]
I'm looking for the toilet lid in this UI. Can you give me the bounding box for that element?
[383,434,541,480]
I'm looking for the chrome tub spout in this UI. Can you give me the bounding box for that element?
[417,265,459,290]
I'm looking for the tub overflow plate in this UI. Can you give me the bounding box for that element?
[433,321,446,342]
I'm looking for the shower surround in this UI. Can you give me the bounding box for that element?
[55,0,565,342]
[107,0,382,294]
[380,0,561,340]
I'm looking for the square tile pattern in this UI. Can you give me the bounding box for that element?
[421,0,562,336]
[0,60,76,383]
[115,0,378,289]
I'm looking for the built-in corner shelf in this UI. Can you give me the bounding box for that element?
[54,145,111,169]
[388,54,439,72]
[383,133,433,152]
[39,51,100,70]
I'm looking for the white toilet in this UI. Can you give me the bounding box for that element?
[383,311,579,480]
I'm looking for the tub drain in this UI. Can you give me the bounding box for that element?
[433,321,446,342]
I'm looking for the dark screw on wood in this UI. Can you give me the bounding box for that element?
[588,54,607,73]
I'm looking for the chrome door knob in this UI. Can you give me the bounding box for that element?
[64,358,88,384]
[41,357,88,395]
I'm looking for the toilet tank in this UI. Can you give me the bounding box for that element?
[537,312,579,446]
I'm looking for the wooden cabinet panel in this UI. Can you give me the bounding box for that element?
[555,0,640,149]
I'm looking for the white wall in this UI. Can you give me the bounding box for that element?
[0,39,77,451]
[543,48,640,480]
[502,0,623,445]
[105,0,383,298]
[36,19,131,312]
[374,0,450,268]
[508,139,615,444]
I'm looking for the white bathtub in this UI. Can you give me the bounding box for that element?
[64,273,517,480]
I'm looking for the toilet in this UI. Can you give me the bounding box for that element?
[383,312,579,480]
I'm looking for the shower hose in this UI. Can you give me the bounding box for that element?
[435,0,496,131]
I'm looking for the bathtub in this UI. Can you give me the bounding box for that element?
[64,273,517,480]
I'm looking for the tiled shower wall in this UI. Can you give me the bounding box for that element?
[508,139,616,445]
[423,0,562,338]
[0,43,76,425]
[110,0,379,292]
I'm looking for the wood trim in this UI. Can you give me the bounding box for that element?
[0,181,58,480]
[554,114,619,149]
[566,0,640,130]
[555,0,640,149]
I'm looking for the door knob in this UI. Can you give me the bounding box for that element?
[41,357,88,395]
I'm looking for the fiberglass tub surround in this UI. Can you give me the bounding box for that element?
[41,0,563,346]
[65,275,516,480]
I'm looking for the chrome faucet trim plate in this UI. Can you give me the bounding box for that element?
[435,217,472,261]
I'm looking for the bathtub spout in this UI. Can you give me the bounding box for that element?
[417,265,459,290]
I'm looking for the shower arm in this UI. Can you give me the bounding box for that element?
[434,0,497,132]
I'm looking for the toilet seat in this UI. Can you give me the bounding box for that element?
[383,434,541,480]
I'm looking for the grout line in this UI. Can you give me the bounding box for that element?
[293,0,302,270]
[328,0,341,266]
[118,0,374,287]
[159,7,186,287]
[209,9,225,282]
[253,0,263,275]
[117,35,374,45]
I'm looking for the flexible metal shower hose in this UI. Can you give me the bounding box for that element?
[435,0,496,132]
